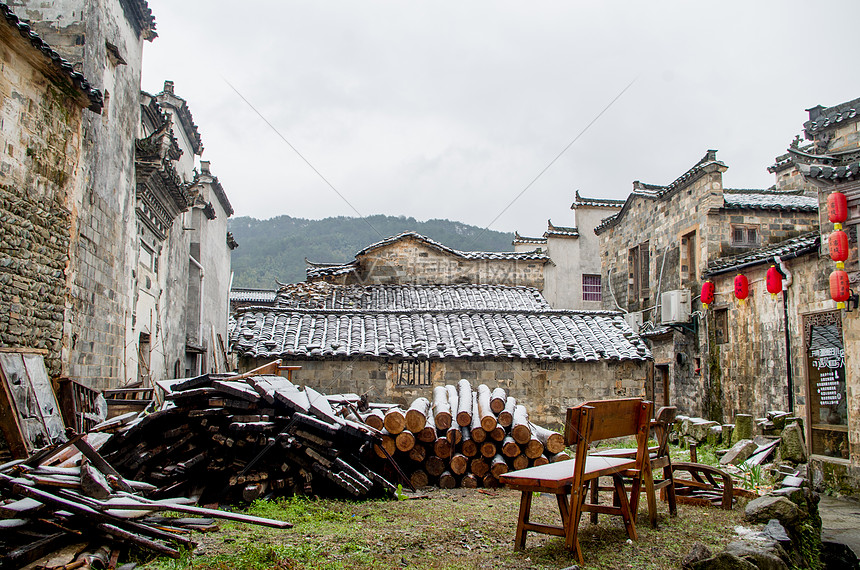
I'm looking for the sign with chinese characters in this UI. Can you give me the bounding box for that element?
[808,324,847,426]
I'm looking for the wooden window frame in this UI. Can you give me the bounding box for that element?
[395,359,432,387]
[731,224,760,248]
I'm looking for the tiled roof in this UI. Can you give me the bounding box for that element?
[571,190,626,209]
[230,288,278,304]
[704,232,820,276]
[1,3,103,112]
[512,232,547,246]
[275,283,552,311]
[355,231,549,261]
[306,261,359,279]
[231,308,651,362]
[157,81,203,155]
[544,220,579,238]
[800,161,860,182]
[804,97,860,136]
[722,189,819,211]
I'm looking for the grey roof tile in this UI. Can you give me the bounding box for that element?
[512,232,547,246]
[704,232,820,276]
[571,190,626,209]
[804,97,860,136]
[230,288,278,304]
[544,220,579,238]
[722,189,819,211]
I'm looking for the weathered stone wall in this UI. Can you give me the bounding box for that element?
[713,207,820,259]
[0,16,88,376]
[646,330,702,416]
[238,356,648,430]
[13,0,149,390]
[351,238,545,289]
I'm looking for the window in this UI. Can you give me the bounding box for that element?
[582,274,602,302]
[395,359,431,386]
[681,230,697,282]
[628,242,650,310]
[714,308,728,344]
[731,224,759,247]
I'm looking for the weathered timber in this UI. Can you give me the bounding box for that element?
[406,397,430,434]
[456,380,472,427]
[425,455,446,478]
[531,423,566,454]
[395,431,416,453]
[532,456,549,467]
[383,408,406,435]
[476,384,497,432]
[490,454,509,478]
[524,437,544,459]
[489,426,505,442]
[438,471,456,489]
[470,457,489,478]
[450,453,468,476]
[431,387,452,431]
[242,481,269,502]
[490,387,506,415]
[408,444,427,463]
[211,381,260,402]
[482,474,499,488]
[461,473,479,488]
[469,393,486,443]
[362,409,385,431]
[417,413,436,443]
[445,425,462,446]
[511,405,531,445]
[80,461,111,500]
[549,451,571,463]
[480,441,498,459]
[498,396,516,427]
[460,427,477,457]
[410,469,428,488]
[512,454,529,471]
[501,436,520,458]
[433,437,452,459]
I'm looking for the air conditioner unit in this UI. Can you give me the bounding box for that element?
[662,290,691,323]
[623,310,644,331]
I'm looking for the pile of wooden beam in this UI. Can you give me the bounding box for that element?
[365,381,568,489]
[96,369,402,504]
[0,434,290,567]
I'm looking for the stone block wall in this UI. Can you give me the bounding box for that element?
[353,238,545,289]
[714,208,820,259]
[238,356,648,430]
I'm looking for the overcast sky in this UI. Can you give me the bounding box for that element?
[141,1,859,238]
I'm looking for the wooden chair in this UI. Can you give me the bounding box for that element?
[499,398,653,565]
[589,406,678,527]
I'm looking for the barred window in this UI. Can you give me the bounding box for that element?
[395,359,431,387]
[582,274,602,302]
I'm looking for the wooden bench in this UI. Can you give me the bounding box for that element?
[499,398,654,564]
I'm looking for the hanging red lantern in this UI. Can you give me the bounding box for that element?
[766,265,783,299]
[734,274,749,303]
[701,281,715,308]
[831,269,850,309]
[829,191,848,228]
[829,230,850,266]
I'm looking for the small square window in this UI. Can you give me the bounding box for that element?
[731,224,760,247]
[582,274,602,302]
[395,359,431,387]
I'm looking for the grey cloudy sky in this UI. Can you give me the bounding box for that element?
[141,1,859,238]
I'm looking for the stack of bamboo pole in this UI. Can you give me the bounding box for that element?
[363,380,569,489]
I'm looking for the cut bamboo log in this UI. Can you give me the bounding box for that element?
[480,441,497,459]
[438,471,456,489]
[490,454,508,478]
[512,454,529,471]
[498,396,516,427]
[410,470,428,488]
[531,423,565,455]
[461,473,479,488]
[490,387,506,415]
[383,408,406,435]
[425,455,446,478]
[501,436,520,459]
[549,451,571,463]
[431,387,452,431]
[433,437,452,459]
[460,427,477,457]
[470,457,489,478]
[476,384,497,432]
[450,453,468,476]
[469,393,486,443]
[456,380,472,427]
[417,412,436,443]
[406,398,430,434]
[408,444,427,463]
[395,431,416,453]
[511,405,531,445]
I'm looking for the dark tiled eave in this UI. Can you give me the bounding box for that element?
[512,232,547,246]
[1,3,103,112]
[571,191,626,209]
[804,97,860,136]
[704,232,820,277]
[721,189,819,212]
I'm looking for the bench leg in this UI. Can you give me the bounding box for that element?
[589,478,599,524]
[612,473,637,542]
[565,485,587,565]
[643,460,658,529]
[664,463,677,516]
[514,491,533,550]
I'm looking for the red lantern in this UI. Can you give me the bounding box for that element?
[831,269,850,308]
[829,191,848,228]
[734,274,749,303]
[766,265,783,299]
[829,230,849,266]
[701,281,715,308]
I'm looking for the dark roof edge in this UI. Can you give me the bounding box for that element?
[703,234,820,278]
[235,306,626,317]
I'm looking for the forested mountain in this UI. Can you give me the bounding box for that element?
[228,215,516,288]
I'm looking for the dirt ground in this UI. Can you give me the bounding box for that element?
[136,486,751,570]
